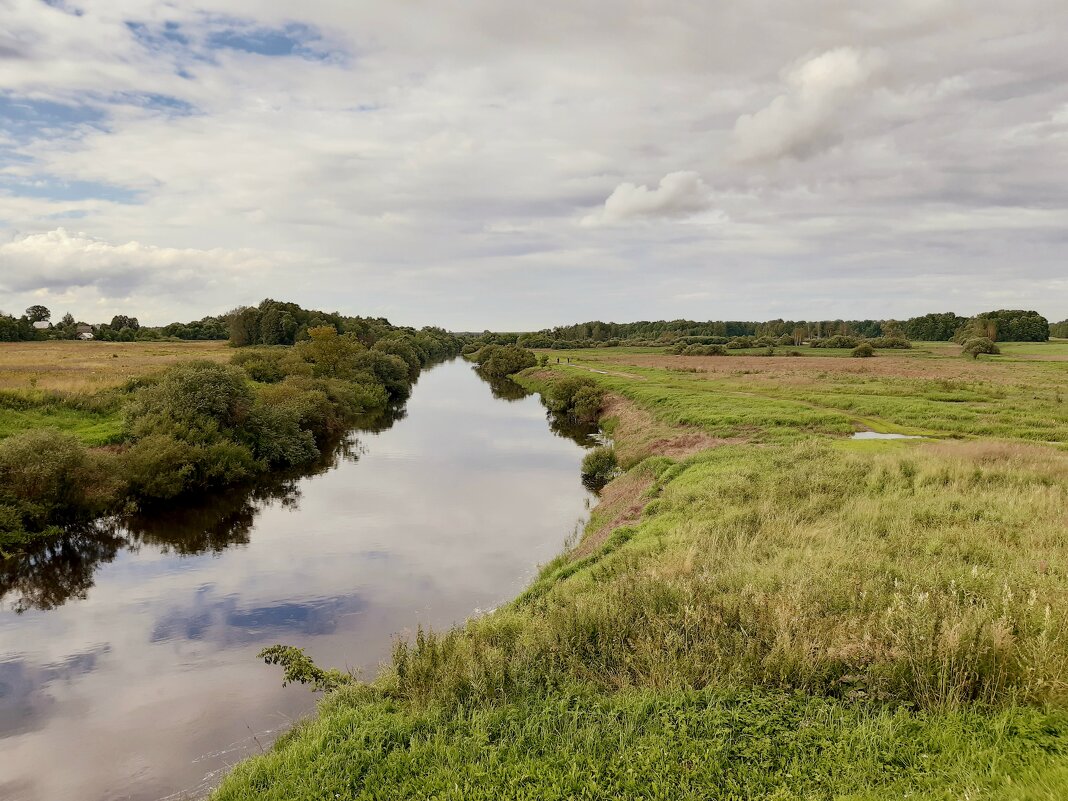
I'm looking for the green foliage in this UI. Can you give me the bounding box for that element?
[122,434,258,500]
[259,645,352,692]
[668,343,728,356]
[867,336,912,349]
[159,315,230,340]
[1052,319,1068,338]
[0,429,115,546]
[852,342,875,358]
[961,337,1001,359]
[25,305,51,323]
[472,344,537,378]
[214,687,1068,801]
[581,446,618,489]
[232,348,313,383]
[545,375,604,423]
[812,335,860,349]
[955,310,1049,343]
[0,312,36,342]
[295,326,366,379]
[126,361,255,443]
[904,312,967,341]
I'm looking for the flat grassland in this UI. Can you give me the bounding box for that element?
[215,342,1068,800]
[0,340,230,444]
[0,339,230,392]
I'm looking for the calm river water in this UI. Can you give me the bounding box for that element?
[0,360,595,801]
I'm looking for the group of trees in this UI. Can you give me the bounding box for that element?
[1052,319,1068,338]
[950,310,1050,343]
[466,344,537,378]
[492,310,1054,350]
[1,307,464,550]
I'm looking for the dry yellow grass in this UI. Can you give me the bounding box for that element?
[0,340,231,392]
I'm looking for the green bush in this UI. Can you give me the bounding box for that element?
[232,348,312,383]
[546,376,604,422]
[868,336,912,349]
[812,335,860,349]
[126,361,254,443]
[852,342,875,358]
[581,446,618,489]
[0,429,112,532]
[961,337,1000,359]
[475,345,537,378]
[122,434,259,501]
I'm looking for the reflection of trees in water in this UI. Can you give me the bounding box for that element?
[0,407,412,613]
[473,369,601,447]
[0,527,125,614]
[482,374,532,402]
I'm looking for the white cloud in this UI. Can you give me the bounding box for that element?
[0,228,309,321]
[0,3,1066,327]
[733,47,885,163]
[582,171,715,226]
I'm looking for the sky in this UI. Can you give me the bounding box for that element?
[1,1,1066,330]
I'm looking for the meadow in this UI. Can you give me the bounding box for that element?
[215,340,1068,799]
[0,340,231,444]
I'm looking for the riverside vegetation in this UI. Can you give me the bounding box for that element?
[213,335,1068,799]
[0,305,461,553]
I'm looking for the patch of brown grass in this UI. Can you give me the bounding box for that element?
[0,340,231,392]
[573,470,654,559]
[601,393,742,464]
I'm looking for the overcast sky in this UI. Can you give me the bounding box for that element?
[1,1,1066,329]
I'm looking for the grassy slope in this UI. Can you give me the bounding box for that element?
[215,344,1068,800]
[0,340,230,445]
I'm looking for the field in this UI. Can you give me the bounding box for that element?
[0,340,230,445]
[214,342,1068,799]
[0,339,230,392]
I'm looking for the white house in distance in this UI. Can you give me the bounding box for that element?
[76,324,94,340]
[32,321,51,331]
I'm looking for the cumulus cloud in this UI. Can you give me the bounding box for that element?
[0,228,279,291]
[0,228,307,320]
[0,3,1067,327]
[582,171,715,226]
[733,47,885,163]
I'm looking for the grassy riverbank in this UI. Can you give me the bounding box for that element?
[214,341,1068,799]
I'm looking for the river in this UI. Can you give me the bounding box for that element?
[0,360,595,801]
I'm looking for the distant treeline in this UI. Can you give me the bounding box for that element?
[1051,319,1068,338]
[475,309,1053,349]
[0,301,463,552]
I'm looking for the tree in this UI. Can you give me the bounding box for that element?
[110,315,140,331]
[61,313,75,327]
[229,307,261,347]
[961,337,1000,359]
[296,326,364,378]
[25,305,50,323]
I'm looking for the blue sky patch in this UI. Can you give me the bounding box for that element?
[109,92,197,117]
[0,94,104,141]
[41,0,84,16]
[0,176,140,204]
[124,17,341,62]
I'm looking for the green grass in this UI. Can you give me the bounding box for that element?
[215,688,1068,801]
[214,344,1068,799]
[0,391,124,445]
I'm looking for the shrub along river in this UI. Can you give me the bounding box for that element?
[0,359,596,801]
